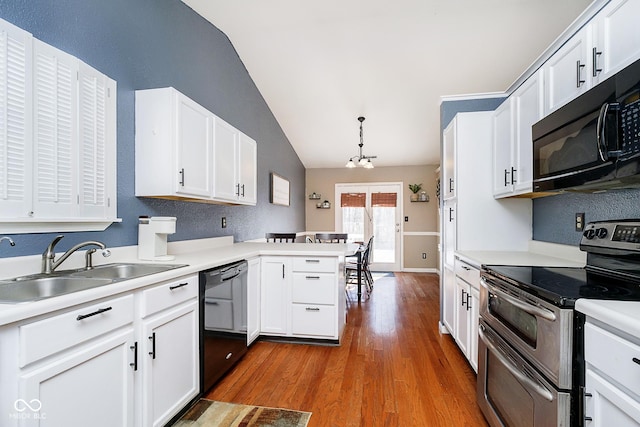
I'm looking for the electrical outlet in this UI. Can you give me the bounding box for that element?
[422,253,427,259]
[404,216,409,222]
[221,217,227,228]
[575,213,585,232]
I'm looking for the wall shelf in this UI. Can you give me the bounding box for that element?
[308,192,321,200]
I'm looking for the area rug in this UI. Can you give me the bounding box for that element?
[173,399,311,427]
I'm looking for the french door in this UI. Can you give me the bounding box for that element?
[335,183,402,271]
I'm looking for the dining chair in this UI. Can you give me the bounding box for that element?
[345,236,374,297]
[265,233,297,243]
[314,233,348,243]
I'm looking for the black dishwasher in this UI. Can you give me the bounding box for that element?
[199,260,248,393]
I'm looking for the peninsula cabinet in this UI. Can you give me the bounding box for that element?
[0,18,118,233]
[492,70,543,198]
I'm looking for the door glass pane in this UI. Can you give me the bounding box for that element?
[372,206,395,263]
[342,207,364,243]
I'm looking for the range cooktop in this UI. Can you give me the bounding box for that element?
[483,265,640,307]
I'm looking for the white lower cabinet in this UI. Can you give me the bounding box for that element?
[19,328,135,427]
[584,321,640,427]
[2,274,199,427]
[452,257,480,372]
[247,257,261,345]
[260,255,344,341]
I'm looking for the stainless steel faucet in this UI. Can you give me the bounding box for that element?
[0,236,15,247]
[41,235,111,274]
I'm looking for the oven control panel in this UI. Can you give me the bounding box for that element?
[580,220,640,250]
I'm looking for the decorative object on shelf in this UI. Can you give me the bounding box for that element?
[316,200,331,209]
[419,191,429,202]
[270,173,290,206]
[345,116,376,169]
[308,192,321,200]
[408,183,423,202]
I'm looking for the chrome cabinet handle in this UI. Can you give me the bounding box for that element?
[179,168,185,186]
[479,325,554,402]
[449,178,454,192]
[576,60,586,87]
[480,278,557,321]
[448,207,454,222]
[241,184,245,197]
[305,276,320,280]
[466,293,472,311]
[305,307,320,311]
[592,47,602,77]
[305,259,320,263]
[461,289,467,307]
[461,265,471,271]
[504,169,510,186]
[236,183,240,196]
[511,167,517,183]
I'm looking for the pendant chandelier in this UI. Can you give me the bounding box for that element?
[345,116,376,169]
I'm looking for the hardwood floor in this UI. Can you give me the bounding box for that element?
[205,272,489,426]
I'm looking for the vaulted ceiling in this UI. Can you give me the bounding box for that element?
[182,0,593,168]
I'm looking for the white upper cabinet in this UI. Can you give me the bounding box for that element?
[442,119,456,200]
[591,0,640,84]
[136,87,257,206]
[212,117,257,205]
[0,19,32,219]
[493,70,543,198]
[0,18,118,232]
[543,25,591,115]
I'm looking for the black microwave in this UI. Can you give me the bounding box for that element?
[533,57,640,192]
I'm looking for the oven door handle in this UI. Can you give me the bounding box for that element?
[479,324,554,402]
[481,278,557,321]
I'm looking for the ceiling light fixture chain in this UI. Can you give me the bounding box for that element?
[346,116,376,169]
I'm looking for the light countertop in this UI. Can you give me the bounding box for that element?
[456,240,586,269]
[0,239,359,327]
[576,299,640,342]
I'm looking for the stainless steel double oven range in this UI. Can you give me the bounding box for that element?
[478,219,640,427]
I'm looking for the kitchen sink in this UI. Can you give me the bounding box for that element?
[0,263,187,303]
[69,263,185,280]
[0,276,114,303]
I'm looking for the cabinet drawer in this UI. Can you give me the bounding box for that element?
[455,258,480,287]
[292,257,336,273]
[292,273,335,305]
[585,322,640,396]
[291,304,336,337]
[19,294,134,367]
[140,274,198,317]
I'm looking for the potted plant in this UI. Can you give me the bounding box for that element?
[408,183,422,201]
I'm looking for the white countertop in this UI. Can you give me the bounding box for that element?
[456,241,586,269]
[576,299,640,341]
[0,239,358,327]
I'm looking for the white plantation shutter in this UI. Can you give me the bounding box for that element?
[78,61,113,218]
[0,20,32,217]
[32,40,77,217]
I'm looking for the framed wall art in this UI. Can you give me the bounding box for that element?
[270,173,290,206]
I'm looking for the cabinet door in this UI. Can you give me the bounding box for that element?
[32,40,78,219]
[174,92,213,198]
[247,257,261,345]
[19,329,135,427]
[544,26,591,115]
[468,286,479,373]
[141,301,199,427]
[213,117,239,202]
[592,0,640,83]
[77,61,117,219]
[442,118,456,200]
[442,199,456,268]
[492,99,513,197]
[260,257,289,335]
[238,133,257,205]
[0,19,32,218]
[585,368,640,427]
[441,265,456,334]
[513,70,543,195]
[454,278,470,358]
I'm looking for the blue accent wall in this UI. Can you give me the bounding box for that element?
[0,0,305,258]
